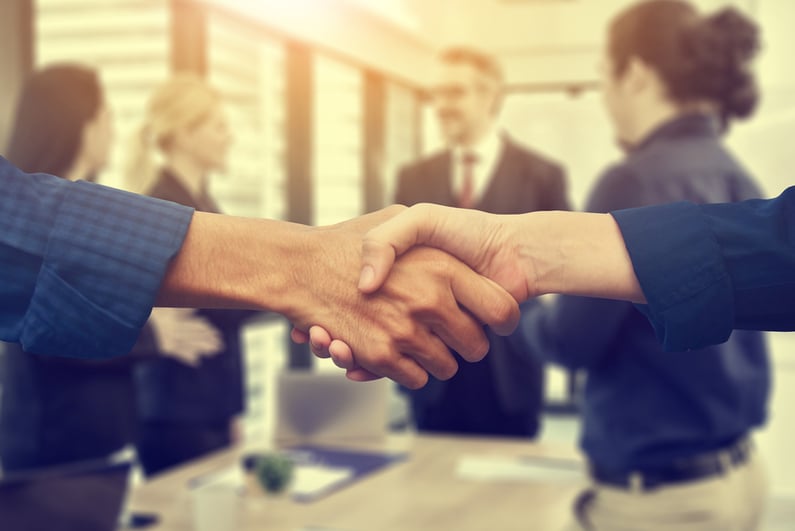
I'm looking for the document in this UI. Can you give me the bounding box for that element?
[455,454,586,485]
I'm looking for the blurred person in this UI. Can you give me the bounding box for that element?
[511,2,770,528]
[394,47,569,437]
[124,75,259,476]
[0,64,222,472]
[315,1,772,529]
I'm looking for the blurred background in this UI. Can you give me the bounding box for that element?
[1,0,793,499]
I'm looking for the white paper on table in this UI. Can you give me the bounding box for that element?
[192,463,354,499]
[455,455,586,485]
[290,464,354,497]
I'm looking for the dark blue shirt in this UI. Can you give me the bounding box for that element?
[515,114,770,472]
[0,157,193,359]
[614,187,795,349]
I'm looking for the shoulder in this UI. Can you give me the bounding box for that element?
[502,137,565,180]
[586,162,648,213]
[399,150,448,176]
[146,170,194,207]
[396,150,450,190]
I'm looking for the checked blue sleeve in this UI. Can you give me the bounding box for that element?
[0,157,193,359]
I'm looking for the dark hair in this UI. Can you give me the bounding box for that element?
[6,64,103,178]
[439,46,504,87]
[608,0,760,124]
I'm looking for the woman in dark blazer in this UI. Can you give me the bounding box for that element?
[125,75,255,477]
[0,65,221,471]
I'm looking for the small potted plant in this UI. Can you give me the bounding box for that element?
[244,453,294,496]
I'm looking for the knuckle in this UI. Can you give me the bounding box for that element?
[392,320,418,344]
[367,350,395,372]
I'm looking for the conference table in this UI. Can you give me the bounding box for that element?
[128,434,585,530]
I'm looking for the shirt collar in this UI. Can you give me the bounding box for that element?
[453,127,503,165]
[630,113,721,153]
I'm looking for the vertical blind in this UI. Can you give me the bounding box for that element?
[35,0,170,190]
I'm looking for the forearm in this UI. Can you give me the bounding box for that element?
[515,211,644,303]
[157,211,313,317]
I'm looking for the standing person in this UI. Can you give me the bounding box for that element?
[313,0,776,531]
[0,65,221,471]
[322,1,771,528]
[125,75,255,477]
[394,47,569,437]
[513,2,771,528]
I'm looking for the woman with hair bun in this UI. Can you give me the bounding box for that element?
[512,1,769,528]
[125,75,255,477]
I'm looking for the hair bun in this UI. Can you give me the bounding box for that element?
[686,6,760,120]
[707,7,760,63]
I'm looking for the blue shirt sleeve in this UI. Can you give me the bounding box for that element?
[0,157,194,360]
[611,186,795,351]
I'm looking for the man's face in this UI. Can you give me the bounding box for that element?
[431,62,498,145]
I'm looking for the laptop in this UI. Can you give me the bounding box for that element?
[274,371,389,444]
[0,456,132,531]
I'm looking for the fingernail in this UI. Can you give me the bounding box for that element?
[358,265,375,290]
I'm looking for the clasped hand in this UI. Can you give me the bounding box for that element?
[291,204,528,388]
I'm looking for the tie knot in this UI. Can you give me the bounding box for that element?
[461,152,479,166]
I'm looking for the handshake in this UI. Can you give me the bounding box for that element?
[269,204,640,389]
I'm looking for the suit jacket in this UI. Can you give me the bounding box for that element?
[134,169,255,424]
[395,135,569,415]
[0,327,158,471]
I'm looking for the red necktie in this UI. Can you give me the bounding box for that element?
[458,152,478,209]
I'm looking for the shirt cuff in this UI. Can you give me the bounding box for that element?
[611,201,734,351]
[21,181,194,359]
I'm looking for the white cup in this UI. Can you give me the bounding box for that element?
[191,481,241,531]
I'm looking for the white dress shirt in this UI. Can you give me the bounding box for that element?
[451,128,505,206]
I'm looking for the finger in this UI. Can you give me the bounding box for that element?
[328,340,355,369]
[400,328,459,381]
[450,270,520,336]
[428,310,490,363]
[358,239,397,294]
[290,328,309,344]
[309,326,332,359]
[357,347,429,389]
[345,368,383,382]
[359,205,443,293]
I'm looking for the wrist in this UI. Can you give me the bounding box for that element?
[518,211,640,301]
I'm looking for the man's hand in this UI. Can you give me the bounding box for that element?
[357,204,537,302]
[293,205,534,383]
[284,207,520,389]
[159,206,519,389]
[299,204,642,379]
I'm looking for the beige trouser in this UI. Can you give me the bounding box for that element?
[572,449,767,531]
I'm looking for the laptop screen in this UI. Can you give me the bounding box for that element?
[0,458,131,531]
[275,371,388,443]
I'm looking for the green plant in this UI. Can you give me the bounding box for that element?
[255,453,294,494]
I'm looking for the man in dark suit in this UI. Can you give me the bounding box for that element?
[396,47,569,437]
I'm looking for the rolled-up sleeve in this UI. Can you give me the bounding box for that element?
[0,157,193,359]
[611,186,795,351]
[611,201,733,351]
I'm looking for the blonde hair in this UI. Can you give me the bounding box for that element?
[123,74,222,194]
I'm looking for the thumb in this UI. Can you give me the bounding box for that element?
[358,204,440,293]
[358,238,397,293]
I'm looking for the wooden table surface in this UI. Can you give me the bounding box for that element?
[128,434,585,530]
